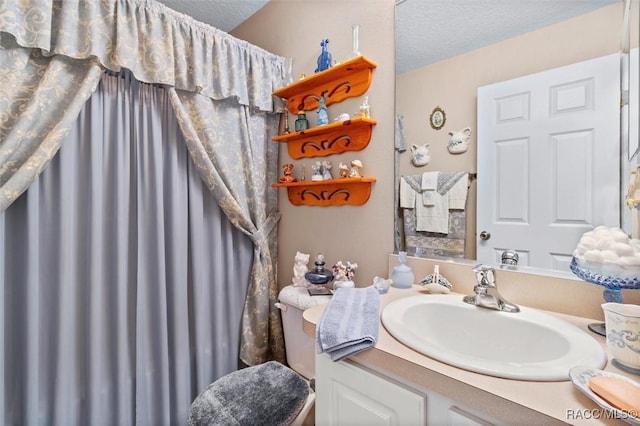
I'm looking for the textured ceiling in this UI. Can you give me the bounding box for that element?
[156,0,269,32]
[155,0,619,74]
[395,0,619,74]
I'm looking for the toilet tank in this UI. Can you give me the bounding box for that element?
[277,285,331,380]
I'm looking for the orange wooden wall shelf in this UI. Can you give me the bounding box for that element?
[272,117,376,159]
[273,56,377,114]
[272,177,376,206]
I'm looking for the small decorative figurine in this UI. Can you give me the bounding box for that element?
[448,127,472,154]
[338,162,350,178]
[311,161,324,181]
[292,251,311,287]
[332,260,358,281]
[410,143,431,167]
[372,276,392,294]
[359,96,370,119]
[279,163,297,183]
[334,113,350,122]
[332,260,358,289]
[317,95,329,126]
[294,111,309,132]
[420,265,453,294]
[321,160,332,180]
[315,39,332,73]
[349,160,363,177]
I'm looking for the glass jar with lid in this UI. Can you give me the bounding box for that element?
[294,111,309,131]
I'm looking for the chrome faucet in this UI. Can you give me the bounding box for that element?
[462,264,520,313]
[501,250,519,266]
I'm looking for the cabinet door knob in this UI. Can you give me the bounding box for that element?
[479,231,491,241]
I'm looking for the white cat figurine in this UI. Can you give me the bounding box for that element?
[448,127,472,154]
[292,251,310,287]
[410,143,430,166]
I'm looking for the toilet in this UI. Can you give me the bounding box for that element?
[276,285,332,379]
[188,285,330,426]
[276,285,332,423]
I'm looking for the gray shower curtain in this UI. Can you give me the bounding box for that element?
[0,0,287,370]
[2,72,254,425]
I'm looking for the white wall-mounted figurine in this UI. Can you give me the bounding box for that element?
[291,251,310,287]
[448,127,472,154]
[410,143,431,167]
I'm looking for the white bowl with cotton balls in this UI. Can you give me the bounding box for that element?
[573,226,640,279]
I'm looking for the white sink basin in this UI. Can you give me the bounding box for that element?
[381,294,606,381]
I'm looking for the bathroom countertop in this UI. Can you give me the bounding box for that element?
[303,285,639,425]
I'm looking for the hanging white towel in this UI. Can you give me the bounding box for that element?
[400,177,416,208]
[416,190,449,233]
[448,173,469,210]
[421,172,438,206]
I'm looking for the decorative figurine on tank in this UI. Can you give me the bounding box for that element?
[291,251,310,287]
[315,39,332,73]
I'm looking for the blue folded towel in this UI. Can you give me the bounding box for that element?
[316,287,380,362]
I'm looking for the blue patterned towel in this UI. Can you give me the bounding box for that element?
[316,287,380,362]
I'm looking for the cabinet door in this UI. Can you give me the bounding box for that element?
[315,354,426,425]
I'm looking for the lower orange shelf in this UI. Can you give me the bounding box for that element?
[272,177,376,206]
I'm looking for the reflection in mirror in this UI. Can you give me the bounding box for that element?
[394,0,640,277]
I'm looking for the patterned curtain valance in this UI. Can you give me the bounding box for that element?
[0,0,286,112]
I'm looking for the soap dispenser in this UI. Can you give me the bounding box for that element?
[391,251,414,289]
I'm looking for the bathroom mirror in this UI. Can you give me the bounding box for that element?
[394,0,639,277]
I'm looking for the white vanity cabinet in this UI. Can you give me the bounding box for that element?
[315,353,426,425]
[315,353,501,426]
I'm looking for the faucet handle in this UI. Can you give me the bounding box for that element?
[473,264,495,286]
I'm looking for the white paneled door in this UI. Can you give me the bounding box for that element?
[477,53,620,271]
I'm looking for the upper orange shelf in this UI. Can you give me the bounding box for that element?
[273,56,377,114]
